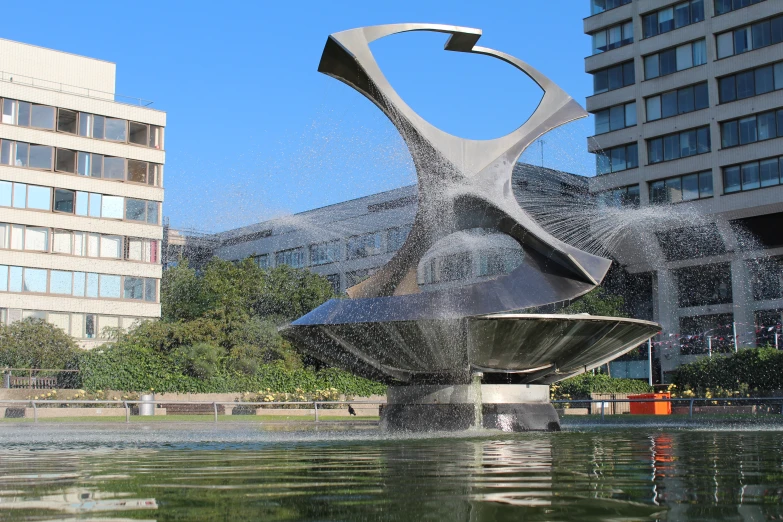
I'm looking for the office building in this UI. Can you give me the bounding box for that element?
[206,164,586,295]
[0,38,165,348]
[585,0,783,379]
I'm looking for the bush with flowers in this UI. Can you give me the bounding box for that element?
[235,387,345,410]
[27,389,141,408]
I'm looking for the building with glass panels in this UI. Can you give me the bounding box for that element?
[204,164,585,297]
[0,38,165,348]
[585,0,783,379]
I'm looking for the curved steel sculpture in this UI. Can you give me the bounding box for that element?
[283,24,659,429]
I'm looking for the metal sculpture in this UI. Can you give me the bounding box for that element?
[283,24,660,431]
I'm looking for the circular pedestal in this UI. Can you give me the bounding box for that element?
[380,384,559,432]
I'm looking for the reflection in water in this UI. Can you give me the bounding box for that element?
[0,430,781,521]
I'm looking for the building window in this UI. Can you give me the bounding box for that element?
[591,21,634,55]
[715,0,766,15]
[253,254,270,269]
[387,225,411,252]
[675,263,732,307]
[719,62,783,104]
[594,101,636,134]
[592,61,635,95]
[275,248,306,268]
[326,274,341,294]
[0,267,157,301]
[748,257,783,301]
[720,109,783,149]
[0,98,163,149]
[642,0,705,39]
[596,184,641,207]
[754,309,781,347]
[679,314,734,354]
[723,156,783,193]
[346,269,371,287]
[347,232,383,259]
[125,198,159,224]
[0,182,51,211]
[646,82,708,121]
[1,99,55,130]
[716,15,783,59]
[647,126,710,164]
[644,39,706,80]
[590,0,631,15]
[0,139,162,186]
[310,241,341,266]
[478,249,524,277]
[649,171,713,204]
[596,143,638,175]
[421,252,472,285]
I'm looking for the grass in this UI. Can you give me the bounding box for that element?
[0,414,379,423]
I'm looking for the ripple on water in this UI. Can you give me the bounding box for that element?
[0,429,782,521]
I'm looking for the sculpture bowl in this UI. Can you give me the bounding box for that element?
[282,312,659,385]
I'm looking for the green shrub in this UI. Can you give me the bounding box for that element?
[672,347,783,395]
[0,318,81,372]
[80,344,386,396]
[551,373,652,400]
[172,343,223,380]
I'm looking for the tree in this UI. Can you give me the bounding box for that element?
[562,287,625,317]
[0,319,80,370]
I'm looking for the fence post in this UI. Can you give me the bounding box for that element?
[601,400,605,422]
[689,399,694,419]
[213,402,218,423]
[124,401,130,423]
[314,402,319,423]
[32,401,37,423]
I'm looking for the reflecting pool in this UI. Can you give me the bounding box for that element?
[1,427,782,521]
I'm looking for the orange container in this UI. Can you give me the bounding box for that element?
[628,393,671,415]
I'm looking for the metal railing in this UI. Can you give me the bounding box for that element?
[2,397,781,424]
[552,397,783,422]
[0,70,155,107]
[2,368,80,389]
[0,399,386,423]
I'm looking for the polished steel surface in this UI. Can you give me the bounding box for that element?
[317,23,611,303]
[285,313,660,384]
[283,24,660,386]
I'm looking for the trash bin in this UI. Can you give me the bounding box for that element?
[139,393,155,416]
[629,393,671,415]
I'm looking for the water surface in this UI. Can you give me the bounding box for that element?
[1,426,782,521]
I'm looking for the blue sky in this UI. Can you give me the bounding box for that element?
[3,1,596,232]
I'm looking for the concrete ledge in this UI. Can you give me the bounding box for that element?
[251,407,379,416]
[8,407,169,418]
[556,408,589,416]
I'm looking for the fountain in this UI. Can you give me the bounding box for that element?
[282,23,660,432]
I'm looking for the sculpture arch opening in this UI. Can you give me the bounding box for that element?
[417,229,524,292]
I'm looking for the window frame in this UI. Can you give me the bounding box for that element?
[722,155,783,194]
[649,170,713,204]
[643,39,707,80]
[715,13,783,59]
[647,125,711,165]
[720,108,783,150]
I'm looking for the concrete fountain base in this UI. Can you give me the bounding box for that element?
[380,384,559,433]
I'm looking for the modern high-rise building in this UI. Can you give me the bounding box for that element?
[0,38,165,348]
[585,0,783,379]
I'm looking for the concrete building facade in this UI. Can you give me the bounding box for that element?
[0,38,165,347]
[585,0,783,379]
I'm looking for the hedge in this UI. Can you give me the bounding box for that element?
[79,344,386,397]
[551,373,652,400]
[672,347,783,394]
